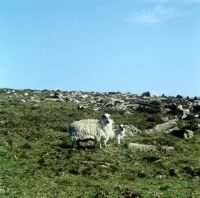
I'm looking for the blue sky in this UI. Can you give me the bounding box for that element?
[0,0,200,96]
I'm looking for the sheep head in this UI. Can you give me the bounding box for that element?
[119,124,125,137]
[99,114,113,125]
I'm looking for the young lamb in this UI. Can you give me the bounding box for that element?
[106,124,125,145]
[68,114,113,148]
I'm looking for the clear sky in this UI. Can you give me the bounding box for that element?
[0,0,200,96]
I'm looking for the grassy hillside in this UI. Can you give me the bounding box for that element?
[0,93,200,197]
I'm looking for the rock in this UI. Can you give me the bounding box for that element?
[145,120,178,133]
[18,99,26,103]
[142,91,155,98]
[170,129,194,139]
[127,143,174,151]
[161,108,171,114]
[190,123,200,130]
[0,121,6,125]
[56,88,62,92]
[161,116,169,122]
[115,102,125,110]
[161,94,169,97]
[176,95,183,99]
[160,146,175,151]
[179,113,188,120]
[105,102,115,109]
[78,105,87,109]
[50,92,63,99]
[127,143,158,151]
[142,91,155,97]
[124,125,141,136]
[193,105,200,111]
[194,96,200,100]
[108,92,117,95]
[177,105,184,111]
[45,98,65,102]
[165,127,179,134]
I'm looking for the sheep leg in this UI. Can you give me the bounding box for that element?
[72,139,76,148]
[77,140,81,147]
[94,142,101,149]
[95,138,101,149]
[103,140,107,147]
[117,138,120,144]
[104,137,110,147]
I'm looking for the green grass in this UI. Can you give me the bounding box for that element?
[0,94,200,197]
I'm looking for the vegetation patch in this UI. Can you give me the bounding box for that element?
[0,91,200,197]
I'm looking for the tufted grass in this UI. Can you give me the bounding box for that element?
[0,94,200,197]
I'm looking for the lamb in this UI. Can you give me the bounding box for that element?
[68,114,113,148]
[106,124,125,145]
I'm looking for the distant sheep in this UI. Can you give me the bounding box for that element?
[106,124,125,144]
[68,114,113,148]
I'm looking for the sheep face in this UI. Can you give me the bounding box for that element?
[100,114,112,125]
[119,124,125,136]
[119,124,125,130]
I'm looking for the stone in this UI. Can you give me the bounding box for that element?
[0,121,6,125]
[124,125,141,136]
[45,98,65,102]
[145,120,178,133]
[18,99,26,103]
[176,95,183,99]
[165,127,179,134]
[160,146,175,151]
[170,129,194,139]
[187,123,200,130]
[193,105,200,111]
[115,102,125,110]
[142,91,155,97]
[78,105,87,109]
[161,116,169,122]
[127,143,158,151]
[127,143,175,151]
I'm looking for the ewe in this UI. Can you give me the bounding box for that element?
[68,114,113,148]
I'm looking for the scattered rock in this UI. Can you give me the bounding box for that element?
[1,88,199,126]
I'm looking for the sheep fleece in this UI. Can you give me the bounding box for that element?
[69,119,107,140]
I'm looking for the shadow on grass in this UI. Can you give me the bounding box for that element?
[58,143,95,150]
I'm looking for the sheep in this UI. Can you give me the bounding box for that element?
[68,113,113,148]
[105,124,125,145]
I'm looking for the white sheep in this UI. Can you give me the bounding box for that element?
[106,124,125,145]
[68,114,113,148]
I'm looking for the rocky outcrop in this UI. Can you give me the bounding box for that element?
[1,88,199,133]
